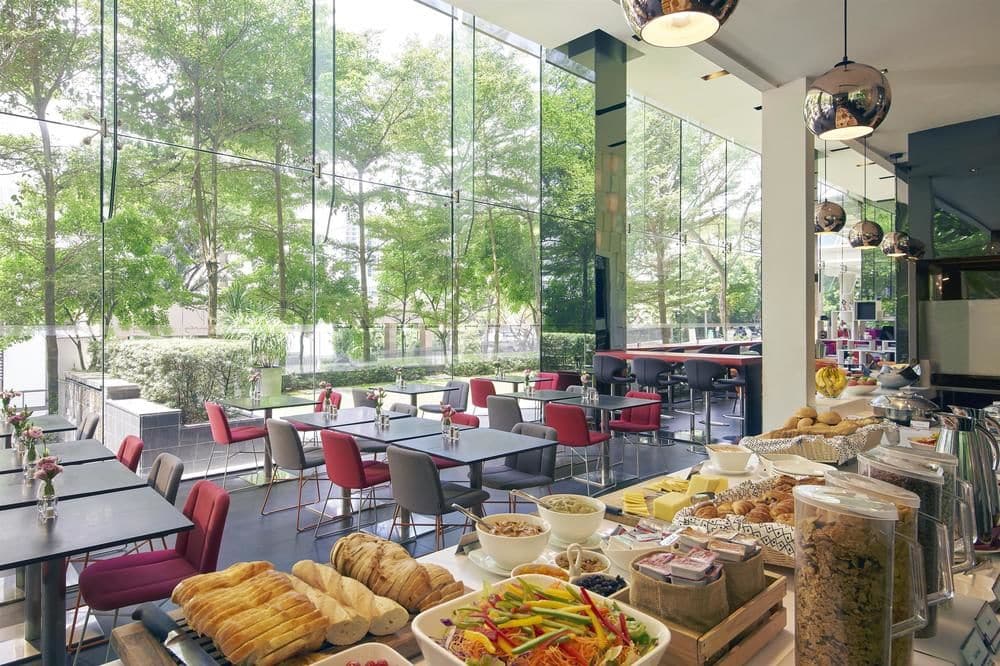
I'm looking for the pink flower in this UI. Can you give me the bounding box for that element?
[33,456,62,479]
[366,391,377,401]
[26,426,44,440]
[8,413,24,425]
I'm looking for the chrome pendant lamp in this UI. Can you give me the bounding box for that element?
[815,141,846,233]
[621,0,739,48]
[905,237,926,261]
[880,154,911,256]
[848,139,884,250]
[804,0,891,140]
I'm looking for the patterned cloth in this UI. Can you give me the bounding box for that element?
[741,423,893,465]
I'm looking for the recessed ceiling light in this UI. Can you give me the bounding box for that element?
[970,167,979,173]
[856,161,876,167]
[700,69,730,81]
[753,105,762,111]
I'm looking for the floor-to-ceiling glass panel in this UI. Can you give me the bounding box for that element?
[726,245,762,338]
[681,121,726,247]
[116,0,314,169]
[680,239,725,342]
[641,104,681,238]
[541,215,594,370]
[626,233,680,346]
[334,0,453,197]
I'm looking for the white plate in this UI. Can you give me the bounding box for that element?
[467,548,513,576]
[549,533,603,550]
[771,459,836,477]
[412,574,672,666]
[702,460,758,477]
[312,643,410,666]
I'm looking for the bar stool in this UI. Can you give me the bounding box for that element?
[593,355,633,396]
[677,359,730,453]
[631,357,678,421]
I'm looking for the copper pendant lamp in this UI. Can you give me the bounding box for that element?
[621,0,739,48]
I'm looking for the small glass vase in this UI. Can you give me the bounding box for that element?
[22,444,38,481]
[13,434,25,458]
[395,371,404,387]
[441,417,452,434]
[37,483,57,523]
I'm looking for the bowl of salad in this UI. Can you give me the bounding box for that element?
[412,574,670,665]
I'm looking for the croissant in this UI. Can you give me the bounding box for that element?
[716,502,734,517]
[746,506,773,523]
[732,500,754,515]
[772,498,795,516]
[694,505,719,519]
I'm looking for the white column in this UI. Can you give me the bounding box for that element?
[761,78,816,428]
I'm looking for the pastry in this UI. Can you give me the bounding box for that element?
[746,506,772,523]
[782,416,801,430]
[716,502,734,517]
[774,513,795,526]
[797,417,814,429]
[694,505,719,519]
[816,410,842,426]
[732,500,754,515]
[764,489,792,503]
[773,498,795,516]
[794,406,818,419]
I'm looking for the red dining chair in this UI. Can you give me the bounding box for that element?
[115,435,144,473]
[431,412,479,470]
[293,387,344,433]
[544,402,611,496]
[314,431,391,539]
[72,481,230,660]
[610,391,663,469]
[534,372,559,390]
[204,401,267,488]
[469,379,496,415]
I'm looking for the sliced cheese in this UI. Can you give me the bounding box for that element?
[687,474,728,495]
[652,492,691,522]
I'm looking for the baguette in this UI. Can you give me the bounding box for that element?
[171,561,273,605]
[215,589,306,653]
[222,598,315,661]
[328,535,435,613]
[287,574,370,645]
[188,571,290,635]
[257,630,327,666]
[292,559,406,634]
[242,612,327,665]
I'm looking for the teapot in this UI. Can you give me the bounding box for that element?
[937,408,1000,544]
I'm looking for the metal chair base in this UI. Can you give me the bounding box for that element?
[260,468,324,532]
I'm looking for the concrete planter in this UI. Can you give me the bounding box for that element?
[256,367,284,397]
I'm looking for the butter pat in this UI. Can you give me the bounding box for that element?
[652,492,692,522]
[687,475,728,495]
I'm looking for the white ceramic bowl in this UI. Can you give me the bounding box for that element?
[536,494,606,543]
[476,513,550,571]
[551,549,611,576]
[705,444,753,473]
[600,540,663,572]
[843,383,878,396]
[758,453,810,476]
[312,643,409,665]
[412,574,671,666]
[771,459,836,478]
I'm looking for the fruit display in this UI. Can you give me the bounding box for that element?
[846,374,878,388]
[815,365,848,398]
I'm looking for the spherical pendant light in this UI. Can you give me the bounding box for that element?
[905,238,926,261]
[880,231,911,257]
[849,220,884,249]
[621,0,739,47]
[804,1,891,140]
[815,200,847,233]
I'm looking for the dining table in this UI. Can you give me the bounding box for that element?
[473,376,542,392]
[220,394,318,484]
[0,486,192,666]
[328,416,473,445]
[496,389,578,422]
[1,415,77,449]
[374,383,458,407]
[0,460,146,510]
[282,407,410,431]
[0,440,113,476]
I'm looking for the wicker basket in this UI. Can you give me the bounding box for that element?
[742,423,890,465]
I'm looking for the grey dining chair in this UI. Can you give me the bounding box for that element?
[389,402,417,417]
[482,423,557,512]
[486,395,523,432]
[351,388,377,408]
[419,380,469,416]
[386,445,489,551]
[136,453,185,551]
[75,412,101,440]
[261,418,326,532]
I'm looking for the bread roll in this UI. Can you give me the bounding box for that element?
[287,575,370,645]
[816,410,842,425]
[782,416,800,430]
[796,417,814,429]
[793,406,818,419]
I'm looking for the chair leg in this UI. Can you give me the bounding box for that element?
[204,445,217,480]
[105,608,120,661]
[435,516,443,551]
[72,607,91,666]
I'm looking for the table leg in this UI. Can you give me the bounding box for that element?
[744,363,763,436]
[410,394,417,407]
[23,565,40,643]
[39,558,65,666]
[262,408,274,482]
[599,411,612,485]
[469,462,484,517]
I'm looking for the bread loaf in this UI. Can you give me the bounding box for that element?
[172,561,273,605]
[287,572,370,645]
[330,534,433,612]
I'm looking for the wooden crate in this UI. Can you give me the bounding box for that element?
[625,572,787,666]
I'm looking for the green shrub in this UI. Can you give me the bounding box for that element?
[541,332,594,370]
[103,338,251,422]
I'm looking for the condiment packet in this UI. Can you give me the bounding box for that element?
[708,539,747,562]
[677,527,712,550]
[710,529,741,542]
[635,551,676,581]
[668,553,716,580]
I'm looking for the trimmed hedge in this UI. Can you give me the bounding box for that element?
[541,332,595,370]
[103,338,251,422]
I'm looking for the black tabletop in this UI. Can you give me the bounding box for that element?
[0,414,77,439]
[0,486,192,569]
[390,428,557,465]
[330,417,473,443]
[557,395,661,411]
[283,408,410,429]
[0,439,113,475]
[0,460,146,510]
[499,389,579,403]
[375,383,458,396]
[221,394,317,412]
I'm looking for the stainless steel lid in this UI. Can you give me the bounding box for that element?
[870,390,938,412]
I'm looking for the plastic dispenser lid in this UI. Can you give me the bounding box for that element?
[793,485,899,522]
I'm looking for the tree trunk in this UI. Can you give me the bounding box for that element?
[487,208,501,355]
[36,111,59,411]
[356,180,372,362]
[190,82,216,335]
[655,241,669,343]
[273,143,287,317]
[299,328,305,372]
[70,336,87,371]
[207,152,220,336]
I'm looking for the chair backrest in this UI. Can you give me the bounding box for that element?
[265,419,307,471]
[509,423,558,477]
[320,430,370,489]
[593,355,627,383]
[329,390,343,409]
[749,343,763,355]
[534,372,559,390]
[620,391,661,428]
[452,412,480,428]
[175,480,230,573]
[631,358,672,388]
[683,359,728,392]
[444,380,469,411]
[147,452,184,505]
[565,385,594,419]
[390,402,417,417]
[555,372,581,391]
[204,402,234,445]
[76,412,101,440]
[487,395,522,433]
[117,435,144,472]
[720,344,743,355]
[544,403,591,447]
[469,379,496,409]
[351,388,376,408]
[386,445,446,516]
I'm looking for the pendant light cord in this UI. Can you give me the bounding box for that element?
[839,0,851,66]
[863,137,868,219]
